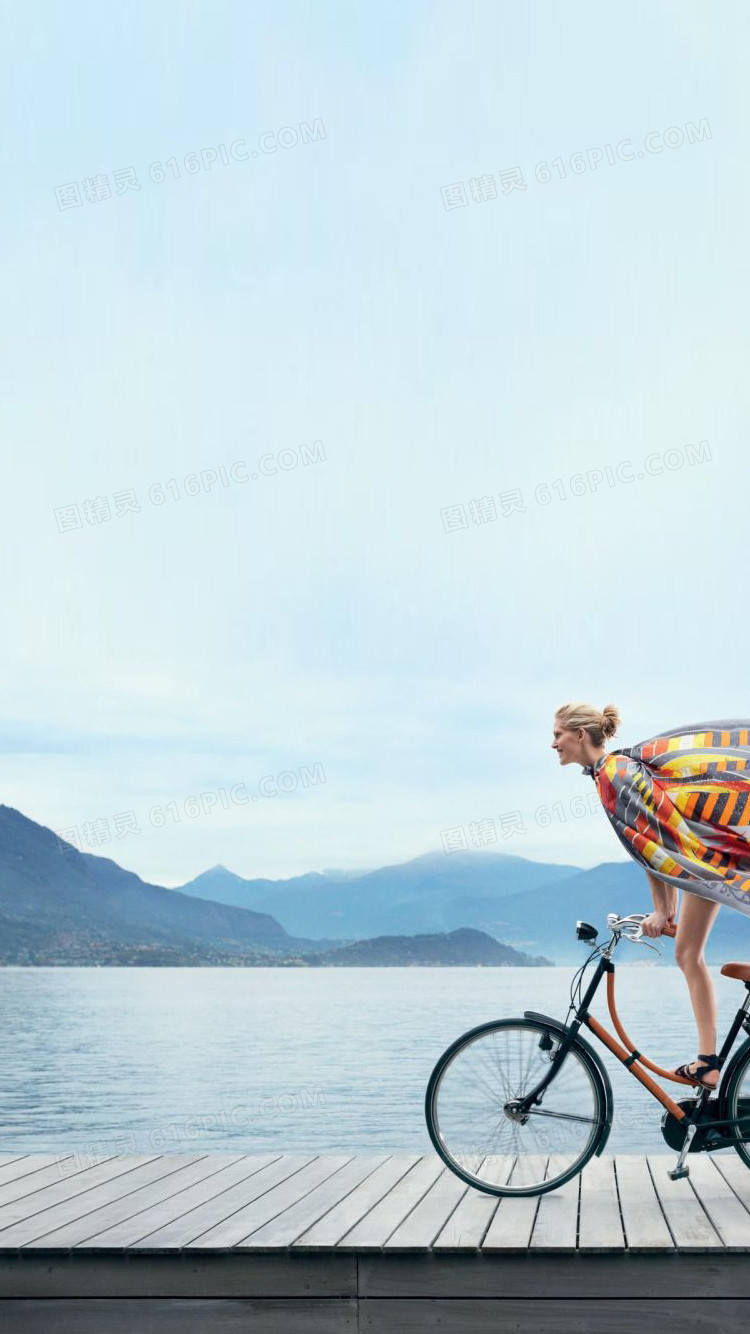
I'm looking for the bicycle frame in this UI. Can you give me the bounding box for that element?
[516,940,750,1130]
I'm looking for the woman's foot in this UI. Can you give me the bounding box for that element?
[673,1053,720,1088]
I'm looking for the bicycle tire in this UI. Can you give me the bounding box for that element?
[721,1037,750,1167]
[425,1016,610,1197]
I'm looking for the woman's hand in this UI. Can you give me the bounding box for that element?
[641,911,670,938]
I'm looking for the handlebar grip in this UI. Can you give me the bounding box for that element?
[661,921,677,937]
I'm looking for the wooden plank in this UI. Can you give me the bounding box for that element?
[240,1156,388,1249]
[0,1157,204,1249]
[712,1151,750,1211]
[481,1155,548,1251]
[615,1155,675,1251]
[530,1153,579,1250]
[358,1297,750,1332]
[338,1156,444,1250]
[0,1297,358,1332]
[0,1250,356,1299]
[130,1156,318,1250]
[578,1154,625,1251]
[294,1156,420,1249]
[646,1153,724,1250]
[0,1156,162,1241]
[0,1157,33,1179]
[432,1156,511,1250]
[686,1156,750,1249]
[73,1156,279,1250]
[359,1251,750,1300]
[27,1156,247,1250]
[186,1156,354,1249]
[0,1156,77,1193]
[0,1156,116,1210]
[384,1166,467,1250]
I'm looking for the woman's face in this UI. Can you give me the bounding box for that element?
[551,721,587,766]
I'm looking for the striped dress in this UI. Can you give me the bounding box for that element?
[583,720,750,918]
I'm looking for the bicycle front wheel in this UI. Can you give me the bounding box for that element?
[425,1017,608,1196]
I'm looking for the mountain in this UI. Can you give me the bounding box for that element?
[0,805,335,963]
[177,849,750,964]
[292,927,553,967]
[459,860,750,963]
[176,849,581,938]
[3,802,749,966]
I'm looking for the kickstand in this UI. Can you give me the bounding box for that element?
[668,1122,697,1180]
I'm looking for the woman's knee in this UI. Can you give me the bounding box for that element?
[675,945,707,972]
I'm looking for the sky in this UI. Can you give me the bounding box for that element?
[1,0,748,887]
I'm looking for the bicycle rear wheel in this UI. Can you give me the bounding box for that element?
[723,1039,750,1167]
[425,1017,609,1196]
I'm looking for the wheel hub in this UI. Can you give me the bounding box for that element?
[504,1100,531,1122]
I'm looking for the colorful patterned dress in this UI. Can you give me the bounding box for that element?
[583,720,750,917]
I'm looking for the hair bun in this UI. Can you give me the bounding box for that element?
[600,704,621,739]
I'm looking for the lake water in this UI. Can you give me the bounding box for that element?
[0,965,747,1161]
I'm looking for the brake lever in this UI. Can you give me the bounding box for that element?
[629,928,663,956]
[626,913,676,954]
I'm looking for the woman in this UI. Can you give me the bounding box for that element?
[552,703,750,1090]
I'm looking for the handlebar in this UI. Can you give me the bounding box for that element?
[605,911,677,942]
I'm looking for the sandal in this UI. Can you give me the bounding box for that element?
[673,1051,721,1088]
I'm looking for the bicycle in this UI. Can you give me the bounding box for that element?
[424,910,750,1196]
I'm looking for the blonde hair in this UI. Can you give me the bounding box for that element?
[555,701,621,745]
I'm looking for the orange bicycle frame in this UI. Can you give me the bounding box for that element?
[583,931,695,1121]
[579,923,693,1120]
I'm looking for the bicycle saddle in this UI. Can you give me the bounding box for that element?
[721,961,750,981]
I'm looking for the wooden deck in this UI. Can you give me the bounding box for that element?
[1,1150,750,1330]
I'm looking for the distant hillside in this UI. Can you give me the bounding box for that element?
[179,851,750,964]
[0,805,332,963]
[3,802,748,966]
[294,927,553,967]
[177,849,581,938]
[464,860,750,962]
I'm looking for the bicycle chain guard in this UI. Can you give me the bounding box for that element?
[660,1096,750,1153]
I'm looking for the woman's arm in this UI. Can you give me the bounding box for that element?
[642,870,678,936]
[646,869,677,916]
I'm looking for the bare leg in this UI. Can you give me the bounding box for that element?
[674,892,721,1085]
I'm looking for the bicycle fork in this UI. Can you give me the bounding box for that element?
[511,960,611,1116]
